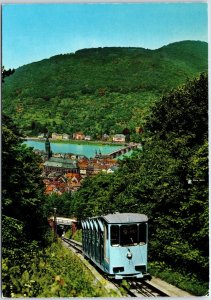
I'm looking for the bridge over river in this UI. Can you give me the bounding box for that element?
[107,143,139,158]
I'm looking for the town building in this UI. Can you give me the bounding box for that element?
[84,135,92,141]
[113,134,126,143]
[63,133,71,140]
[52,133,63,140]
[102,133,110,141]
[43,157,80,175]
[73,132,85,140]
[38,133,45,138]
[78,158,89,176]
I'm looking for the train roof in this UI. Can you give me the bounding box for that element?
[102,213,148,224]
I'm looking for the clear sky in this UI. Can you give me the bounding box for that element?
[2,3,208,69]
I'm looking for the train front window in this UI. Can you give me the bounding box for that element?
[111,225,119,246]
[120,224,138,246]
[139,223,147,245]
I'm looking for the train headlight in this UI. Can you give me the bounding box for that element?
[126,249,132,259]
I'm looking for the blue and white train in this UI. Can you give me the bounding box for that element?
[81,213,151,280]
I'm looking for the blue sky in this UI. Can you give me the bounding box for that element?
[2,3,208,69]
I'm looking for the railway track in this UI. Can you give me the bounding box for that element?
[109,277,169,297]
[124,280,169,297]
[61,237,169,297]
[62,237,82,253]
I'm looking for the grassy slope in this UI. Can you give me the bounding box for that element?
[3,40,208,136]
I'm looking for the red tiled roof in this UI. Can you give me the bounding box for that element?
[65,173,81,179]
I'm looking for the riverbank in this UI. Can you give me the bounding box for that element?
[22,137,126,147]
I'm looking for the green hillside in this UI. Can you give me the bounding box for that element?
[2,40,208,138]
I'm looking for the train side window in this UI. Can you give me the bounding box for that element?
[110,225,119,246]
[139,223,147,245]
[120,224,138,246]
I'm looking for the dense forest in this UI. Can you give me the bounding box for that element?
[2,40,208,138]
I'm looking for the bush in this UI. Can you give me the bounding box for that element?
[72,229,82,243]
[2,241,119,297]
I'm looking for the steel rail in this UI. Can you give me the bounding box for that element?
[62,237,83,253]
[128,280,169,297]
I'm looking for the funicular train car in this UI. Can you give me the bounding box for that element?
[81,213,150,280]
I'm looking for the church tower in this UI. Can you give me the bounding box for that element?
[45,136,52,160]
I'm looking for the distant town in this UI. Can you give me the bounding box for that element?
[31,132,141,196]
[36,130,142,143]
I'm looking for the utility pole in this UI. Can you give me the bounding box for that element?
[53,207,57,241]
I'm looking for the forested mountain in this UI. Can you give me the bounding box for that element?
[2,40,207,137]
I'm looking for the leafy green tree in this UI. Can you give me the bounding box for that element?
[2,114,47,240]
[2,66,15,82]
[42,192,74,218]
[2,115,49,244]
[145,73,208,144]
[72,174,113,219]
[2,114,53,296]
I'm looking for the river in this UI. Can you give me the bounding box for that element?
[23,140,125,159]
